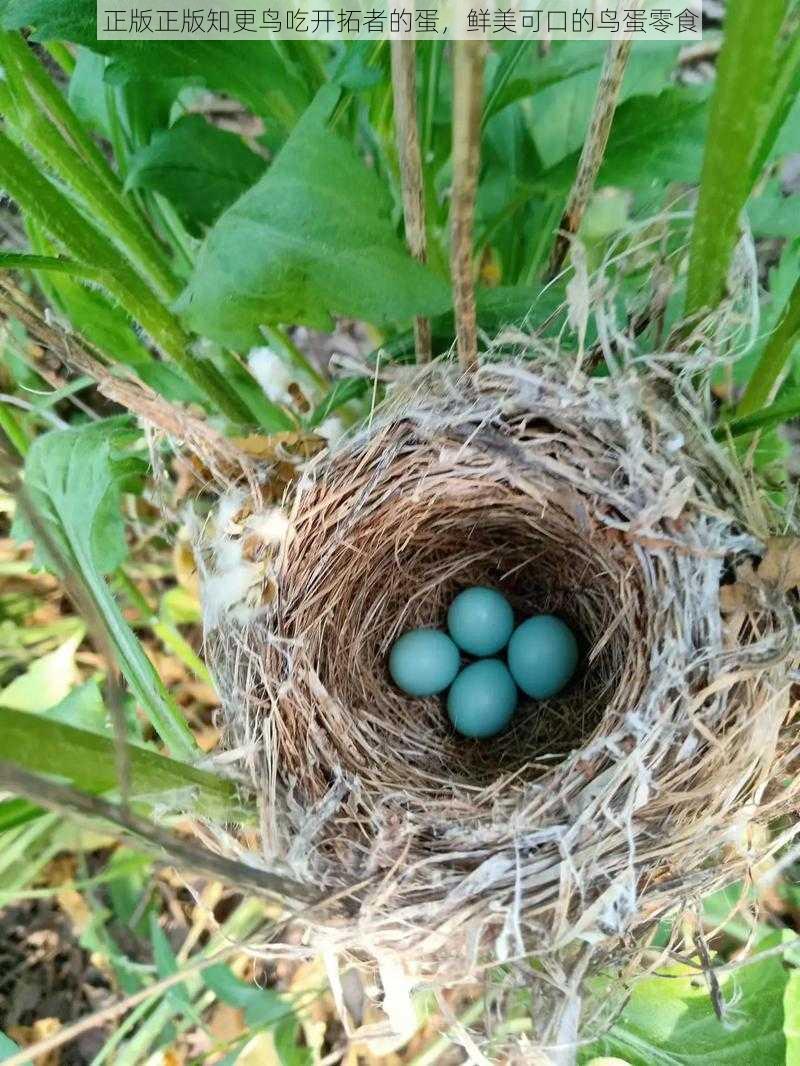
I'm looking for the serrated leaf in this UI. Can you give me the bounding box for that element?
[125,115,266,235]
[12,419,196,758]
[14,418,143,575]
[176,85,450,346]
[68,46,181,146]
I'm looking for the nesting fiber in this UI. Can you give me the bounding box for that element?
[200,353,799,1012]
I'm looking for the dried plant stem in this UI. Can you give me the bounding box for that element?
[0,277,261,502]
[391,40,432,363]
[0,939,246,1066]
[451,40,487,373]
[0,760,321,903]
[547,39,633,278]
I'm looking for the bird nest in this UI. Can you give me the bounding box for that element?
[200,353,800,1024]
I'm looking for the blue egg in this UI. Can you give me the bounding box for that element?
[389,628,461,697]
[507,615,579,698]
[447,659,518,738]
[447,586,515,657]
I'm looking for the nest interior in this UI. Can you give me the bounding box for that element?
[206,359,799,975]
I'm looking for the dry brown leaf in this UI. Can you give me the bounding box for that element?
[173,537,201,599]
[230,432,325,462]
[55,887,92,936]
[208,1002,245,1043]
[287,957,330,1059]
[8,1018,62,1065]
[756,536,800,590]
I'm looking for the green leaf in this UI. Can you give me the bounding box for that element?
[686,0,789,315]
[580,955,789,1065]
[13,419,197,758]
[202,964,288,1027]
[149,913,192,1008]
[544,88,710,194]
[1,0,310,129]
[529,41,680,168]
[0,705,246,820]
[176,85,450,347]
[14,418,143,574]
[0,631,82,712]
[0,1030,29,1065]
[45,680,110,733]
[125,115,267,236]
[69,46,183,148]
[748,182,800,239]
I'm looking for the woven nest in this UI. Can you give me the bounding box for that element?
[200,352,800,1027]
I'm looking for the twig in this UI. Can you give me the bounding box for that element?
[0,937,246,1066]
[0,760,321,904]
[0,278,261,503]
[450,40,487,373]
[547,39,633,278]
[391,40,432,363]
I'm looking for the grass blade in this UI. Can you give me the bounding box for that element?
[685,0,788,315]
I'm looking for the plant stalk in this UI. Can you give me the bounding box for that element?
[736,277,800,417]
[451,41,487,373]
[547,38,632,278]
[391,40,432,363]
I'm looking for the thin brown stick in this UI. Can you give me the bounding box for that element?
[391,40,432,363]
[547,39,633,278]
[0,760,321,903]
[0,278,261,503]
[450,40,487,373]
[0,938,246,1066]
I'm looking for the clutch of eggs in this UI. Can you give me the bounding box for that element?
[389,586,579,739]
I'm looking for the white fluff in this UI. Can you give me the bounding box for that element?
[318,416,346,448]
[247,346,295,405]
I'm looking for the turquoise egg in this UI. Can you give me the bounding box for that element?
[447,586,515,657]
[447,659,518,738]
[389,628,461,697]
[507,615,579,698]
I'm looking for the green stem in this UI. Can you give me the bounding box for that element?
[409,998,486,1066]
[737,277,800,417]
[114,569,212,685]
[422,42,443,161]
[0,251,106,281]
[482,41,532,127]
[0,131,252,424]
[685,0,787,316]
[0,33,180,303]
